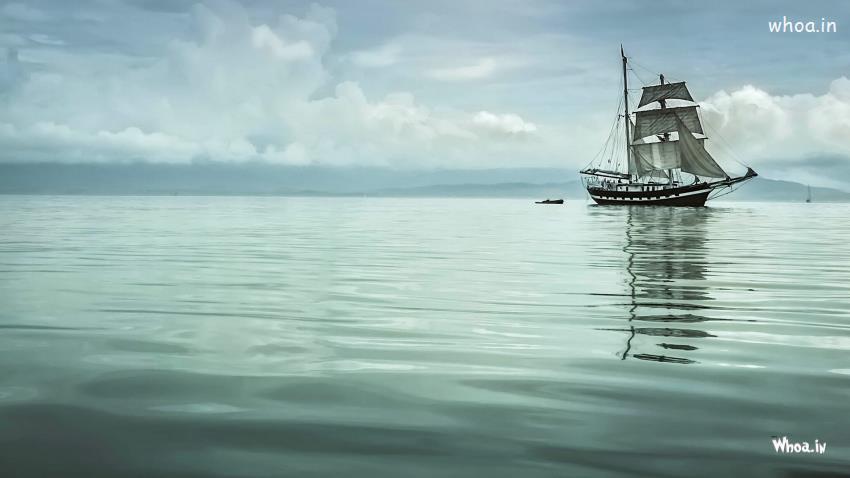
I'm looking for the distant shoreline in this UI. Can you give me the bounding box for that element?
[1,163,848,202]
[1,192,848,203]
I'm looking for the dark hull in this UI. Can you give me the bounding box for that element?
[591,190,710,206]
[535,199,564,204]
[587,182,713,207]
[583,168,757,207]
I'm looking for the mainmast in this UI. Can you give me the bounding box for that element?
[621,45,632,181]
[659,73,673,184]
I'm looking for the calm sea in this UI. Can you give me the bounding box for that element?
[0,196,848,477]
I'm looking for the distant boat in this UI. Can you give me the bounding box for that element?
[806,185,812,203]
[535,199,564,204]
[580,46,757,206]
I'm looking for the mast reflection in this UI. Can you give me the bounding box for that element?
[610,206,718,365]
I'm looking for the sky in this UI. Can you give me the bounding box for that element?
[1,0,850,187]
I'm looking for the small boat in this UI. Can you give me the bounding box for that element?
[806,185,812,203]
[535,199,564,204]
[579,46,757,206]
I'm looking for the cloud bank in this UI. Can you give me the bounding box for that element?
[0,2,543,168]
[701,78,850,163]
[0,0,848,184]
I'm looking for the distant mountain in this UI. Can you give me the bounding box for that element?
[713,177,850,202]
[370,181,585,198]
[0,162,848,202]
[0,162,573,195]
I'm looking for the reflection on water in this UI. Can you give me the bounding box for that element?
[609,207,721,365]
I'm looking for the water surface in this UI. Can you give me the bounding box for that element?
[1,196,848,477]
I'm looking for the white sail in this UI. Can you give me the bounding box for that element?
[633,140,679,172]
[632,137,706,176]
[676,118,727,178]
[633,106,702,140]
[638,82,694,108]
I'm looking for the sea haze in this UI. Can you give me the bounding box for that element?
[0,196,848,477]
[1,162,849,201]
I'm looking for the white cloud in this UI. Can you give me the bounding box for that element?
[250,25,313,61]
[426,57,498,81]
[700,78,850,163]
[0,3,548,168]
[0,0,848,180]
[473,111,537,135]
[0,122,198,163]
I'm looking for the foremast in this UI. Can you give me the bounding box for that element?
[621,45,633,181]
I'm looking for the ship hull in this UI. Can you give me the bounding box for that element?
[587,183,713,207]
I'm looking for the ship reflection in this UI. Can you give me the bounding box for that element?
[600,206,720,365]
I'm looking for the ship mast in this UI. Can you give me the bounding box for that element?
[621,46,632,181]
[659,73,673,184]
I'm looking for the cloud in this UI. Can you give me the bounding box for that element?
[4,0,843,178]
[426,57,498,81]
[250,25,314,61]
[473,111,537,135]
[0,2,547,168]
[700,78,850,163]
[0,122,200,163]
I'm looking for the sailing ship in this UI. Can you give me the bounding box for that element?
[580,47,757,206]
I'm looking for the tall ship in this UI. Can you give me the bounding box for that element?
[580,47,757,206]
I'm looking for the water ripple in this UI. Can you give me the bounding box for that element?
[0,197,848,477]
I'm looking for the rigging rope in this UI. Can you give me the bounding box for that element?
[629,56,686,87]
[585,74,626,170]
[629,66,650,87]
[708,182,743,200]
[701,116,750,168]
[584,95,623,170]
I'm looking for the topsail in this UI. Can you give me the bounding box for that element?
[633,106,703,140]
[638,82,694,108]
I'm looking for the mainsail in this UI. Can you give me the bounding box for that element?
[638,82,694,108]
[631,120,726,179]
[675,117,727,178]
